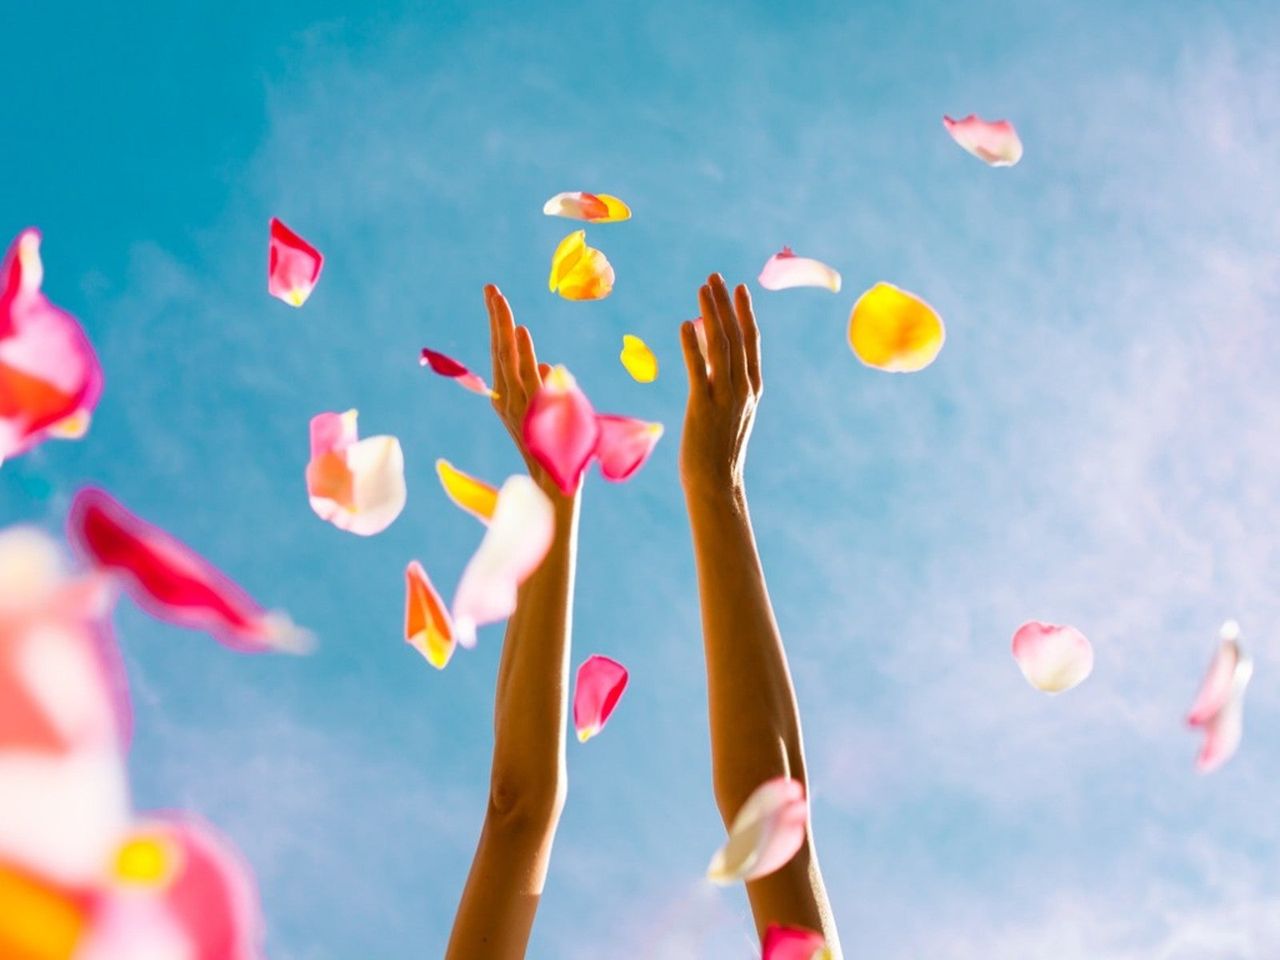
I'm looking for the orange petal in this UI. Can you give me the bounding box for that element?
[619,334,658,383]
[847,282,944,373]
[405,561,454,670]
[436,459,498,524]
[548,230,614,301]
[0,862,87,960]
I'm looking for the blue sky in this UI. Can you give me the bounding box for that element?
[5,1,1280,956]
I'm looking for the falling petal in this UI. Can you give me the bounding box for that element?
[0,861,89,958]
[707,777,808,885]
[436,459,498,524]
[405,561,455,670]
[1011,621,1093,694]
[523,367,600,495]
[573,655,629,742]
[763,924,831,960]
[620,334,658,383]
[67,488,311,654]
[451,476,555,648]
[943,114,1023,167]
[594,415,663,482]
[1188,621,1253,773]
[267,217,323,307]
[0,229,104,463]
[306,410,406,536]
[542,192,632,223]
[548,230,615,301]
[848,282,945,373]
[757,248,842,293]
[692,317,711,374]
[420,347,495,397]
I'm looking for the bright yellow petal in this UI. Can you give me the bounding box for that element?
[619,334,658,383]
[436,458,499,523]
[595,194,632,222]
[113,833,179,888]
[557,245,615,301]
[549,230,587,292]
[847,282,944,372]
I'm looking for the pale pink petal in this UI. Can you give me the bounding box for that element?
[68,488,311,653]
[1011,621,1093,693]
[420,347,495,398]
[942,115,1023,167]
[763,924,829,960]
[573,655,629,742]
[523,366,600,495]
[267,217,323,307]
[758,248,842,293]
[594,415,663,482]
[1188,621,1253,774]
[305,410,407,537]
[451,476,555,648]
[1187,621,1242,725]
[707,777,809,884]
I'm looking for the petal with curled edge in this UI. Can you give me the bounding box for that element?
[848,282,944,373]
[707,777,808,884]
[67,487,311,654]
[763,924,832,960]
[306,410,406,537]
[420,347,495,398]
[594,415,663,482]
[548,230,615,301]
[573,655,629,742]
[451,476,555,648]
[1188,621,1253,774]
[758,248,841,293]
[523,366,600,495]
[620,334,658,383]
[267,217,323,307]
[542,192,632,223]
[1011,621,1093,694]
[943,114,1023,167]
[405,561,454,670]
[436,459,498,524]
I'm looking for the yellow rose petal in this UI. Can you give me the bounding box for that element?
[847,282,944,372]
[619,334,658,383]
[436,458,499,523]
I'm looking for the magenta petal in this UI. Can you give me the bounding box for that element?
[573,655,629,742]
[594,415,664,482]
[763,924,828,960]
[420,347,495,397]
[267,217,323,307]
[523,366,600,495]
[67,488,310,653]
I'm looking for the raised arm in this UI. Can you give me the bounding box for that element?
[446,285,579,960]
[679,274,841,954]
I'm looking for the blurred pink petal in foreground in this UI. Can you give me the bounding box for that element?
[757,248,842,293]
[420,347,495,397]
[594,415,663,481]
[0,527,130,884]
[405,560,455,670]
[542,191,632,223]
[68,488,310,654]
[1187,620,1253,774]
[942,114,1023,166]
[1011,620,1093,693]
[0,228,103,463]
[573,655,629,742]
[707,777,808,884]
[451,476,554,648]
[267,217,323,307]
[306,409,407,537]
[763,924,830,960]
[523,366,600,495]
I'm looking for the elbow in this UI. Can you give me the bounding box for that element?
[488,765,567,831]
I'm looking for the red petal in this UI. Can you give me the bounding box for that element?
[572,655,629,742]
[594,415,663,481]
[267,217,323,307]
[522,367,600,495]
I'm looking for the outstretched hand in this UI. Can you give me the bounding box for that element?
[678,274,763,498]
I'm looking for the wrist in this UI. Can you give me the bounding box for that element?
[681,471,747,513]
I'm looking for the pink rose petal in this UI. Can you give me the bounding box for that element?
[523,366,600,495]
[420,347,495,398]
[573,655,629,742]
[594,415,663,482]
[305,410,407,537]
[942,114,1023,167]
[763,924,829,960]
[707,777,809,884]
[757,247,842,293]
[1187,621,1253,774]
[1011,620,1093,693]
[267,217,323,307]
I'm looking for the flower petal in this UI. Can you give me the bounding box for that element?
[436,459,498,524]
[1011,621,1093,693]
[848,282,945,373]
[523,367,600,495]
[707,777,808,884]
[594,415,663,482]
[267,217,323,307]
[542,192,632,223]
[943,114,1023,167]
[67,488,311,653]
[0,229,104,463]
[758,248,842,293]
[306,411,406,536]
[620,334,658,383]
[405,561,454,670]
[1188,621,1254,774]
[420,347,495,397]
[451,476,555,648]
[573,655,629,742]
[0,861,90,957]
[548,230,614,301]
[763,924,830,960]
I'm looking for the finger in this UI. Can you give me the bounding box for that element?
[538,362,552,379]
[698,283,729,391]
[679,320,709,396]
[710,274,746,392]
[735,284,762,394]
[485,285,507,401]
[490,285,521,404]
[515,325,540,397]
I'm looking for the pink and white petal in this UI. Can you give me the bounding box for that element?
[942,115,1023,167]
[451,476,554,647]
[523,366,600,495]
[542,192,631,223]
[573,655,629,742]
[763,924,829,960]
[267,217,323,307]
[308,410,358,459]
[594,415,663,481]
[758,248,842,293]
[343,435,407,536]
[1011,621,1093,693]
[1187,623,1243,725]
[707,777,809,884]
